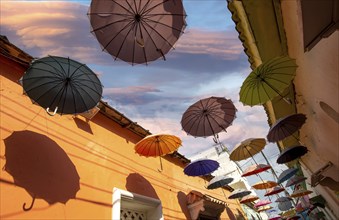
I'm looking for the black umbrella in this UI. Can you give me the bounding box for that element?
[4,130,80,211]
[267,113,307,142]
[207,175,234,190]
[228,189,251,199]
[22,56,102,116]
[276,145,308,164]
[88,0,186,65]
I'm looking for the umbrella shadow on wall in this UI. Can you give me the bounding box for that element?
[3,130,80,211]
[73,117,93,134]
[177,191,191,220]
[125,173,159,200]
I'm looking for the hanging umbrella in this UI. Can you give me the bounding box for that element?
[3,130,80,211]
[287,216,301,220]
[267,113,307,142]
[268,215,281,220]
[207,175,233,189]
[181,96,236,138]
[229,138,266,162]
[242,164,271,177]
[275,196,292,203]
[278,200,293,211]
[228,189,252,199]
[290,189,313,198]
[254,199,272,208]
[184,159,219,176]
[264,186,285,196]
[21,56,103,116]
[257,205,273,212]
[240,195,259,204]
[276,146,308,164]
[135,134,181,171]
[278,168,299,184]
[285,176,307,187]
[252,180,278,190]
[239,56,298,106]
[88,0,186,65]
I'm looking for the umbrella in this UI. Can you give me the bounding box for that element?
[287,216,300,220]
[228,189,252,199]
[278,168,299,184]
[229,138,266,162]
[22,56,103,116]
[181,96,236,138]
[267,113,307,142]
[242,164,271,177]
[268,215,281,220]
[278,200,293,211]
[254,199,271,208]
[239,56,298,106]
[257,205,273,212]
[135,134,181,171]
[285,176,307,187]
[3,130,80,211]
[264,186,285,196]
[207,175,233,190]
[184,159,219,176]
[88,0,186,65]
[240,195,259,204]
[275,196,292,203]
[276,146,308,164]
[252,180,278,190]
[290,189,313,198]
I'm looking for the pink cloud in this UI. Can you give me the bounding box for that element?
[103,86,161,95]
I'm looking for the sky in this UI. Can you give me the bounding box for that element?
[1,0,289,212]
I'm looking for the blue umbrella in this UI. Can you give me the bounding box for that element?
[184,159,219,176]
[207,175,234,189]
[278,168,299,184]
[228,189,251,199]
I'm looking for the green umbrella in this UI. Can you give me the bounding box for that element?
[239,56,297,106]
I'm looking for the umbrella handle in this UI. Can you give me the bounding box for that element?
[157,156,163,172]
[23,196,35,211]
[46,107,58,116]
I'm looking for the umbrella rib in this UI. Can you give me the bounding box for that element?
[72,77,102,87]
[125,0,137,15]
[69,82,91,113]
[49,55,68,77]
[25,67,64,79]
[90,17,133,33]
[111,0,136,15]
[71,82,101,104]
[141,21,176,49]
[137,22,149,64]
[23,79,63,94]
[30,60,65,78]
[143,17,185,34]
[112,22,135,61]
[139,0,152,15]
[142,0,170,15]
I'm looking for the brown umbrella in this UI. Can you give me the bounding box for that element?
[88,0,186,65]
[240,195,259,204]
[229,138,266,162]
[252,180,278,190]
[290,189,312,198]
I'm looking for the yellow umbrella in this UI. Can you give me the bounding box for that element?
[135,134,182,171]
[229,138,266,161]
[252,180,278,190]
[257,205,273,212]
[290,189,312,198]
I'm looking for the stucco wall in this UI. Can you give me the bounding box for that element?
[0,55,245,219]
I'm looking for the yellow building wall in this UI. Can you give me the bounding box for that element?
[0,56,246,219]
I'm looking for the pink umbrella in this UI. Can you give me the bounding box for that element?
[242,164,271,177]
[269,216,281,220]
[254,199,271,208]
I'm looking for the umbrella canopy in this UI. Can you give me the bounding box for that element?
[287,216,301,220]
[278,200,293,211]
[229,138,266,161]
[22,56,102,115]
[240,195,259,204]
[257,205,273,212]
[278,168,299,184]
[239,56,297,106]
[181,97,236,138]
[242,164,271,177]
[276,145,308,164]
[285,176,307,187]
[252,180,278,190]
[4,130,80,211]
[207,175,233,190]
[267,113,307,142]
[228,189,252,199]
[275,196,292,203]
[88,0,186,65]
[268,215,281,220]
[184,159,219,176]
[254,199,272,208]
[134,134,181,157]
[264,186,285,196]
[290,189,313,198]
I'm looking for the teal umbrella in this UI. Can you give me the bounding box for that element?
[239,56,297,106]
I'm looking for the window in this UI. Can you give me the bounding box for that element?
[112,188,163,220]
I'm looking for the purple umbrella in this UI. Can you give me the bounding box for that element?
[285,176,307,187]
[183,159,219,176]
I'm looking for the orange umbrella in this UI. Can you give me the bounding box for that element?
[257,205,273,212]
[252,180,278,190]
[242,164,271,177]
[240,195,259,204]
[290,189,312,198]
[135,134,182,171]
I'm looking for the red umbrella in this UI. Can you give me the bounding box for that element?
[265,186,285,196]
[254,199,271,208]
[242,164,271,177]
[240,195,259,204]
[269,216,281,220]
